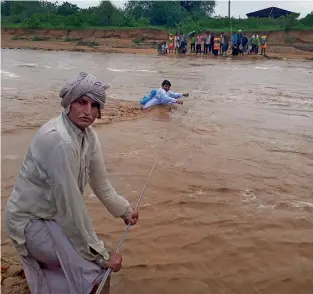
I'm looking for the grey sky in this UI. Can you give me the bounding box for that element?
[65,1,313,18]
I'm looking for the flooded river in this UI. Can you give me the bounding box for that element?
[1,49,313,294]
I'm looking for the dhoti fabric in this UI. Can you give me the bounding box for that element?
[21,219,110,294]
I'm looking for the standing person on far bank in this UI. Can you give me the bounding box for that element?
[210,32,215,55]
[190,35,196,52]
[206,32,212,55]
[260,33,267,55]
[196,34,202,55]
[222,33,230,56]
[220,32,225,55]
[5,72,139,294]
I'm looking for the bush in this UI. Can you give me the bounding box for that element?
[64,37,82,42]
[22,13,64,28]
[119,16,150,27]
[76,41,100,47]
[32,35,50,41]
[132,36,145,44]
[64,14,85,27]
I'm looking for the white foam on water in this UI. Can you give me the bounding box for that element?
[255,67,269,70]
[13,62,51,69]
[136,69,157,73]
[106,68,157,73]
[257,204,276,210]
[58,65,76,70]
[1,70,19,79]
[3,154,19,160]
[240,189,256,203]
[17,63,38,68]
[1,87,16,91]
[291,201,313,208]
[106,67,126,72]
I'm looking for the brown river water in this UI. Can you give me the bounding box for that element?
[1,49,313,294]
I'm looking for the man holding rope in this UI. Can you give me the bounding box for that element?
[140,79,189,109]
[5,72,138,294]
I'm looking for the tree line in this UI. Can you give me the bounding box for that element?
[1,0,313,32]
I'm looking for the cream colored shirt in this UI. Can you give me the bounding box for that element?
[5,113,132,261]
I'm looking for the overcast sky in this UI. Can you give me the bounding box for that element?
[65,1,313,18]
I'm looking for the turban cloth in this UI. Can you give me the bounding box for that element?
[59,72,109,113]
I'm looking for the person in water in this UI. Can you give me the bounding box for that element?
[140,80,189,109]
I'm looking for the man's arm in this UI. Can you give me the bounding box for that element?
[168,90,189,99]
[89,132,132,221]
[167,90,183,99]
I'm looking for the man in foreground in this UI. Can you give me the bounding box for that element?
[140,79,189,109]
[5,72,139,294]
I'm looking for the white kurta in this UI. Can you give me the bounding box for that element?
[143,88,183,109]
[5,113,132,261]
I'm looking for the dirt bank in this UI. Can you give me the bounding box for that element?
[1,256,29,294]
[1,27,166,55]
[2,27,168,40]
[2,27,313,60]
[268,30,313,44]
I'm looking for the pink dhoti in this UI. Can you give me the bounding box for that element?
[22,219,109,294]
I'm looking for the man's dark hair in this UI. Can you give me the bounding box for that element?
[162,80,171,87]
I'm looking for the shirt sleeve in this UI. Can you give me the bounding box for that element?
[89,132,132,219]
[167,90,183,99]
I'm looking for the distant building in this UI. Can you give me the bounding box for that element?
[246,7,299,19]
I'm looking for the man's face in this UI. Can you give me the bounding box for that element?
[162,84,171,92]
[68,95,100,130]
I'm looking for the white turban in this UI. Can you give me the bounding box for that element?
[59,72,109,110]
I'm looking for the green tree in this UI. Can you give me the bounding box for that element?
[149,1,187,27]
[180,1,215,16]
[96,1,124,26]
[283,13,299,30]
[76,1,123,26]
[124,1,153,19]
[1,1,13,16]
[56,1,79,16]
[300,11,313,26]
[1,0,58,22]
[124,1,189,27]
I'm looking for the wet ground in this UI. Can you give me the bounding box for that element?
[1,49,313,294]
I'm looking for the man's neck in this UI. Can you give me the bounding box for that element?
[66,114,86,133]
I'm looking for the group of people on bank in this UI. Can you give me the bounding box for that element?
[161,30,268,57]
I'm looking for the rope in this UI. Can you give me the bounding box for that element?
[95,81,200,293]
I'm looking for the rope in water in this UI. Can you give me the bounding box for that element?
[95,81,200,293]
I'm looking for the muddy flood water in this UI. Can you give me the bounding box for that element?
[1,49,313,294]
